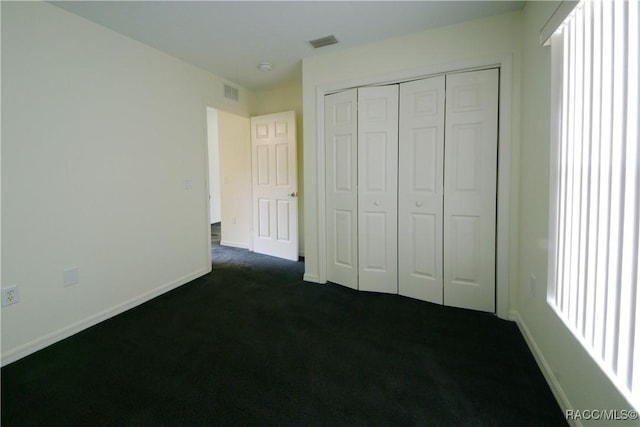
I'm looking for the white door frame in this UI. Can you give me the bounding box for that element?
[314,55,513,319]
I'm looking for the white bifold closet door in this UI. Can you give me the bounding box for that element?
[398,69,498,312]
[325,89,359,289]
[325,68,498,313]
[398,75,446,304]
[357,85,399,294]
[442,69,498,312]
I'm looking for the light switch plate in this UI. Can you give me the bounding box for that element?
[64,268,79,287]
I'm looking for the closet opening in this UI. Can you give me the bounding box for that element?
[323,66,506,315]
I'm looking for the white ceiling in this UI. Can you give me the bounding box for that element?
[51,1,525,92]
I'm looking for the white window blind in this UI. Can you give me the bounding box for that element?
[548,0,639,408]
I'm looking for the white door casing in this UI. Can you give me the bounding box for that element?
[398,76,446,304]
[443,69,499,312]
[325,90,359,289]
[357,86,399,294]
[251,111,298,261]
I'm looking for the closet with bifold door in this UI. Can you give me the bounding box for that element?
[325,68,499,313]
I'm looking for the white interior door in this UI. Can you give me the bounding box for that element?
[357,86,399,294]
[251,111,298,261]
[398,76,445,303]
[325,89,359,289]
[443,69,498,312]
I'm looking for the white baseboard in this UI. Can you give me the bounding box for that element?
[219,240,249,250]
[1,266,211,367]
[218,241,303,259]
[303,273,322,283]
[509,310,580,427]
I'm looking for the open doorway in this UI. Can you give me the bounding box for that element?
[208,107,299,261]
[206,108,252,254]
[207,107,222,248]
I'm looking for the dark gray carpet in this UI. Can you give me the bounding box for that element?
[1,244,566,426]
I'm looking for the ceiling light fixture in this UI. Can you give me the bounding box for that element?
[258,61,272,72]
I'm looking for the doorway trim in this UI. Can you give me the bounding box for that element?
[314,55,513,319]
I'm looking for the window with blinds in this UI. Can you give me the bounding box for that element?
[547,0,639,408]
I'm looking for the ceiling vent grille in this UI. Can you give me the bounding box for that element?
[307,35,338,49]
[224,84,239,102]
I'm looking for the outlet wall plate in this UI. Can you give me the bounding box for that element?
[2,285,19,306]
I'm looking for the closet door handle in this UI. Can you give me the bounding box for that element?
[416,201,423,207]
[374,200,380,206]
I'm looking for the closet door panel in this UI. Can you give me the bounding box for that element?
[444,69,498,313]
[399,76,445,303]
[358,86,399,294]
[326,90,359,289]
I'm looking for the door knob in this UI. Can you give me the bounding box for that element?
[289,192,298,197]
[374,200,380,206]
[416,201,423,207]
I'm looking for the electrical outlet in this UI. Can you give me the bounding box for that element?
[2,285,19,307]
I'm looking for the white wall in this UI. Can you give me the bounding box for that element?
[252,69,304,254]
[1,2,253,364]
[515,2,636,422]
[217,110,252,249]
[301,11,522,298]
[207,108,222,224]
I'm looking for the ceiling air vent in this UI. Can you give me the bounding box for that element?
[307,35,338,49]
[224,84,239,102]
